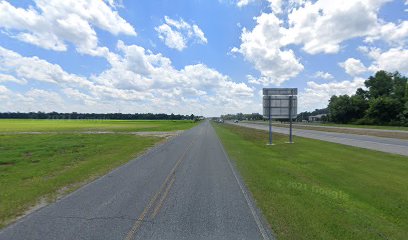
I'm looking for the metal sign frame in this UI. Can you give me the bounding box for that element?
[263,88,297,145]
[263,96,297,119]
[263,88,298,96]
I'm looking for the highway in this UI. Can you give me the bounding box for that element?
[0,121,273,240]
[233,121,408,156]
[253,122,408,133]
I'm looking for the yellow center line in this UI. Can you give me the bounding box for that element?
[124,134,198,240]
[152,176,176,219]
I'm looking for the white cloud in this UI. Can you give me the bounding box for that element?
[232,0,395,86]
[344,47,408,76]
[314,71,333,80]
[0,87,69,112]
[0,85,11,102]
[0,46,92,87]
[0,73,26,84]
[104,0,123,9]
[365,21,408,47]
[367,48,408,74]
[0,85,9,94]
[232,12,304,85]
[62,88,97,105]
[236,0,283,13]
[0,0,136,56]
[0,43,254,116]
[299,78,365,111]
[268,0,283,13]
[236,0,256,7]
[192,25,207,43]
[102,41,253,102]
[155,16,207,51]
[155,24,186,51]
[339,58,367,76]
[280,0,390,54]
[26,89,65,108]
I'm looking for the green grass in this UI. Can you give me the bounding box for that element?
[213,123,408,240]
[0,133,161,228]
[0,119,197,132]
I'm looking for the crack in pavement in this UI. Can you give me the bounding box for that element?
[37,215,155,223]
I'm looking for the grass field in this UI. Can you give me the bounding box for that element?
[0,119,197,228]
[213,123,408,240]
[0,119,197,132]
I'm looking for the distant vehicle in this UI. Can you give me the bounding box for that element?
[234,120,239,123]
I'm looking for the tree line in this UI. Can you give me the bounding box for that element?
[328,71,408,126]
[221,113,264,121]
[296,108,328,122]
[0,111,198,120]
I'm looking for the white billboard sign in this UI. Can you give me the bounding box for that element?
[262,96,297,119]
[263,87,298,144]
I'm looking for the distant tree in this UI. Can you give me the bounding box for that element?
[364,71,394,99]
[405,81,408,102]
[296,108,328,121]
[366,97,402,124]
[362,71,407,124]
[350,95,369,119]
[320,115,328,122]
[327,70,407,125]
[328,95,354,123]
[220,113,264,121]
[236,113,244,120]
[392,72,408,100]
[398,101,408,126]
[328,94,368,124]
[355,88,369,99]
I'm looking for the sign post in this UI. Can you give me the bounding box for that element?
[268,95,272,145]
[289,94,293,143]
[263,88,298,145]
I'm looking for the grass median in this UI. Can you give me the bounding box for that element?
[0,133,161,228]
[213,123,408,240]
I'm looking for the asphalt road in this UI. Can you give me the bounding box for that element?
[0,121,273,240]
[244,121,408,133]
[234,121,408,156]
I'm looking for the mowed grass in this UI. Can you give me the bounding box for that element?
[0,133,160,228]
[0,119,197,132]
[213,123,408,240]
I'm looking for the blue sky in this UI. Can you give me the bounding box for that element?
[0,0,407,116]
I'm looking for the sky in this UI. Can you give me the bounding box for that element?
[0,0,407,116]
